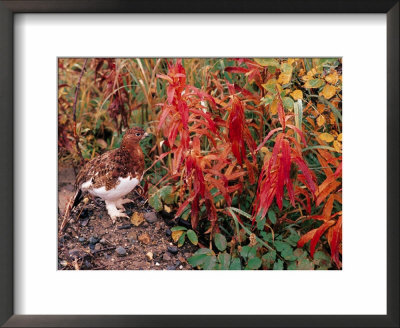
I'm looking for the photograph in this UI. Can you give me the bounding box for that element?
[58,57,343,271]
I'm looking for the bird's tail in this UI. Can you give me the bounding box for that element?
[59,189,82,234]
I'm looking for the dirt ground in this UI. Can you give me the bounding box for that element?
[58,165,197,270]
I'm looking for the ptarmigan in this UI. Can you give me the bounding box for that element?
[67,127,148,224]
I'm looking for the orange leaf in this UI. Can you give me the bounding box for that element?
[310,220,336,257]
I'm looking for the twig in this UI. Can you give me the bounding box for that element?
[72,58,88,163]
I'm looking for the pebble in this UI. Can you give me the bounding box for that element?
[138,233,151,245]
[146,252,153,261]
[162,253,171,261]
[166,265,176,270]
[89,236,99,244]
[78,237,85,243]
[94,244,102,251]
[179,265,183,270]
[155,262,160,266]
[184,252,192,258]
[167,246,178,255]
[99,238,107,245]
[165,229,172,237]
[144,212,158,224]
[116,246,127,256]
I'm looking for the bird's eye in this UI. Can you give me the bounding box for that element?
[135,133,141,137]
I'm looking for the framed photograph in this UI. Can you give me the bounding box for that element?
[1,1,398,327]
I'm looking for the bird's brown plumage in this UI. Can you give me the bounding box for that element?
[60,127,147,232]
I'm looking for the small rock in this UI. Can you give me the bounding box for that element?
[167,246,178,255]
[138,233,151,245]
[78,237,85,243]
[165,229,172,237]
[146,252,153,261]
[184,252,192,258]
[179,265,183,270]
[89,236,99,244]
[144,212,158,224]
[99,238,107,245]
[162,253,171,261]
[94,244,102,251]
[166,265,176,270]
[117,224,132,230]
[129,231,138,240]
[155,262,160,266]
[116,246,127,256]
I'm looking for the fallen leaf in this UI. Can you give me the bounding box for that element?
[320,84,336,99]
[304,78,324,88]
[337,133,342,141]
[333,140,342,153]
[172,230,184,242]
[131,212,144,226]
[278,72,291,84]
[317,115,326,127]
[325,71,339,85]
[290,89,303,100]
[319,133,335,143]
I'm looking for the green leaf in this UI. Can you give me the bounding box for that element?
[246,257,262,270]
[170,226,187,232]
[203,255,217,270]
[177,232,186,247]
[229,257,242,270]
[282,97,294,110]
[274,240,291,253]
[187,254,208,267]
[262,250,276,269]
[268,209,277,224]
[240,245,257,259]
[287,261,297,270]
[255,58,280,67]
[306,78,324,88]
[186,229,198,245]
[273,259,284,270]
[297,258,314,270]
[218,253,231,270]
[149,193,163,212]
[256,215,266,230]
[214,233,227,251]
[193,248,213,256]
[159,186,173,200]
[281,247,296,261]
[313,251,332,270]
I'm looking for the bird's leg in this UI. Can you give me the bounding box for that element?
[105,200,129,223]
[115,198,134,209]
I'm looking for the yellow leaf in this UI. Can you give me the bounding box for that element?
[333,140,342,153]
[317,115,326,127]
[290,89,303,101]
[270,98,278,115]
[278,72,291,84]
[319,133,335,143]
[325,71,339,85]
[321,84,336,99]
[131,212,144,226]
[172,230,184,243]
[164,205,172,213]
[337,133,342,142]
[317,104,325,113]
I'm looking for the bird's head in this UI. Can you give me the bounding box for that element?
[123,127,148,143]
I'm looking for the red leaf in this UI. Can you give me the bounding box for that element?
[310,220,336,257]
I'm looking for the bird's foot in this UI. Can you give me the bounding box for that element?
[105,200,129,224]
[115,198,134,210]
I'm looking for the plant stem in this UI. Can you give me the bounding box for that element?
[72,58,88,163]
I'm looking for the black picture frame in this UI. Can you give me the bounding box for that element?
[0,1,398,327]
